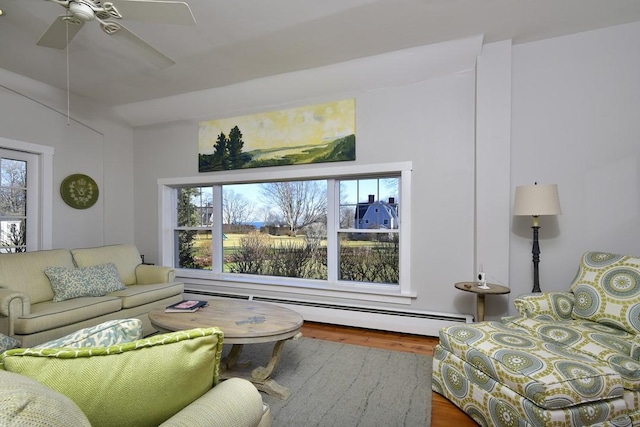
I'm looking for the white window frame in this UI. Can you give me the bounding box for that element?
[159,162,413,304]
[0,137,54,251]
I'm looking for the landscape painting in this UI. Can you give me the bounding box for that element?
[198,99,355,172]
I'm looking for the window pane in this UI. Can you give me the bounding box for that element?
[338,232,399,284]
[1,159,26,187]
[339,177,399,230]
[222,180,328,279]
[223,184,259,226]
[177,187,213,227]
[174,230,212,270]
[224,231,327,279]
[0,219,26,253]
[0,188,26,216]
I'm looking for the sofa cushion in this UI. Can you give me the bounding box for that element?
[109,282,184,309]
[0,370,91,427]
[0,333,20,353]
[71,244,142,286]
[569,251,640,334]
[35,318,142,349]
[1,327,223,427]
[0,249,75,304]
[439,321,624,409]
[44,263,127,302]
[14,297,122,335]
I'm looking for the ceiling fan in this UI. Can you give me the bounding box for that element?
[37,0,196,67]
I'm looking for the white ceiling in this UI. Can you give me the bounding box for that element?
[2,0,640,108]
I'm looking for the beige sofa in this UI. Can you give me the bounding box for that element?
[0,244,183,347]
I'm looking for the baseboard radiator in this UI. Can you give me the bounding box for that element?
[183,290,473,336]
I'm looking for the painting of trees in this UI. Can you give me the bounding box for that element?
[198,99,356,172]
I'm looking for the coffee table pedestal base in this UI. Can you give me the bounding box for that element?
[221,332,302,400]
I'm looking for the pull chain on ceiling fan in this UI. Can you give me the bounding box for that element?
[66,8,70,124]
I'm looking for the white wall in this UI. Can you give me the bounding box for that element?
[131,37,481,316]
[508,21,640,309]
[0,69,135,249]
[472,40,514,318]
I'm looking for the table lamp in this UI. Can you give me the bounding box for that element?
[513,183,561,293]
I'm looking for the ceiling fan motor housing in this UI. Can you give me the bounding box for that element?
[69,1,96,21]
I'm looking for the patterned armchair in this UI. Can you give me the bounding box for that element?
[433,251,640,427]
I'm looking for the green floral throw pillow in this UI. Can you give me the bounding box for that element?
[570,251,640,334]
[44,262,126,302]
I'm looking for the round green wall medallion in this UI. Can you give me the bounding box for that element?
[60,174,99,209]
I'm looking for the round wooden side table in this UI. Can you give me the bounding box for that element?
[454,282,510,321]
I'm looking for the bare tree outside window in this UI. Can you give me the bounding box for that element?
[222,189,254,225]
[0,158,27,252]
[259,181,326,234]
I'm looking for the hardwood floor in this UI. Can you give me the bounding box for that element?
[300,321,477,427]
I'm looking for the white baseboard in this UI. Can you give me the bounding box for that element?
[184,290,472,336]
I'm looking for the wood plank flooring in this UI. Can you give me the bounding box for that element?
[300,321,477,427]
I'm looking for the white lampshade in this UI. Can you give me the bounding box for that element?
[513,184,561,216]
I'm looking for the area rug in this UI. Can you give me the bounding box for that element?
[224,336,432,426]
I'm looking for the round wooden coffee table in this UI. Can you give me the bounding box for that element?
[149,298,303,399]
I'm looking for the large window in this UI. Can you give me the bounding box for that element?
[160,162,411,296]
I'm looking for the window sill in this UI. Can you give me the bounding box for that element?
[176,270,416,306]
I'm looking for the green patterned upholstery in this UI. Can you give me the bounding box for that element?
[632,336,640,360]
[434,251,640,427]
[1,327,224,427]
[433,346,632,427]
[569,252,640,334]
[514,292,575,321]
[507,317,640,390]
[439,322,624,409]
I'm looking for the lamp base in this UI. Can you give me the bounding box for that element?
[531,225,541,293]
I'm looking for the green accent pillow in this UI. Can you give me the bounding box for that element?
[44,262,126,302]
[0,370,91,427]
[0,333,20,353]
[1,328,223,427]
[35,319,142,349]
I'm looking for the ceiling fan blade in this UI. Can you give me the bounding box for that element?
[105,23,175,68]
[108,0,196,25]
[37,15,85,49]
